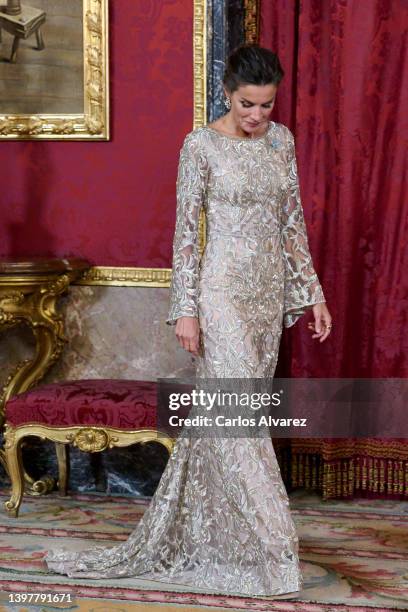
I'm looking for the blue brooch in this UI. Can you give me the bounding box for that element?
[270,138,281,150]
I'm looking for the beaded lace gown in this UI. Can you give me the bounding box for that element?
[45,121,325,597]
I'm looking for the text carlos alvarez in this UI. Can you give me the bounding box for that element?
[168,414,307,427]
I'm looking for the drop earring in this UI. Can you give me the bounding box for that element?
[224,96,231,110]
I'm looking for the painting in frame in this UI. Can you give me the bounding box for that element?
[0,0,109,140]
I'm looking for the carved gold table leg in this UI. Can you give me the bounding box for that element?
[0,276,69,496]
[0,274,70,414]
[0,258,90,499]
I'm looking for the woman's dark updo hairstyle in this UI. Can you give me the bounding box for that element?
[223,44,284,94]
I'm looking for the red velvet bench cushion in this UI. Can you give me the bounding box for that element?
[5,379,158,429]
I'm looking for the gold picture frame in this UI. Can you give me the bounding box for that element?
[0,0,109,140]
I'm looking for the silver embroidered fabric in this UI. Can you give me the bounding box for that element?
[45,121,325,597]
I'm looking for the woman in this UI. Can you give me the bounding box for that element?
[45,45,332,597]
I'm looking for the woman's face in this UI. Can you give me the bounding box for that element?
[225,83,278,134]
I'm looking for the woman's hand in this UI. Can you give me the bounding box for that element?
[307,302,332,343]
[175,316,201,356]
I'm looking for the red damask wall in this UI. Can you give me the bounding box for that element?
[0,0,193,267]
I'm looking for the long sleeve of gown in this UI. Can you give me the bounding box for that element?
[166,132,208,325]
[281,128,325,328]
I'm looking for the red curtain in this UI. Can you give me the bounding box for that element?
[261,0,408,379]
[260,0,408,498]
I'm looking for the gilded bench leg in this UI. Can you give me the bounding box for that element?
[55,442,69,495]
[4,425,24,518]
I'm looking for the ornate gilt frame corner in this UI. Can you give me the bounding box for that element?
[0,0,109,141]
